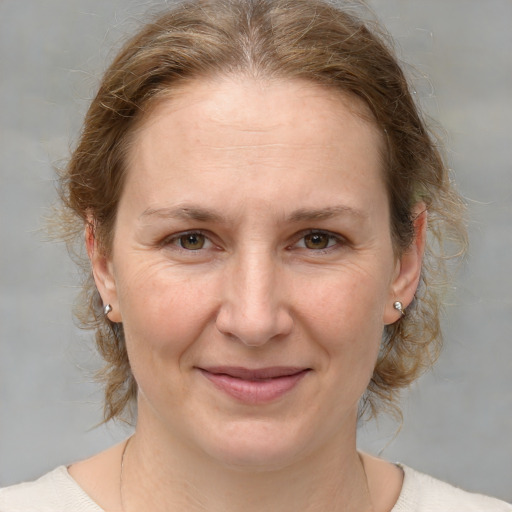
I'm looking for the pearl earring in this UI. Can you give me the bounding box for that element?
[393,301,405,316]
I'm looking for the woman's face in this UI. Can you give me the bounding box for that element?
[93,76,422,469]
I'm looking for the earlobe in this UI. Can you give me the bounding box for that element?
[384,205,427,325]
[85,222,122,323]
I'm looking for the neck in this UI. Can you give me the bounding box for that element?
[121,418,373,512]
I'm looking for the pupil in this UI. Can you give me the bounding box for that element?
[306,233,328,249]
[181,234,204,250]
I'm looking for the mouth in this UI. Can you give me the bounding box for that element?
[197,366,311,404]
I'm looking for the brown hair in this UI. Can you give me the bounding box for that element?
[57,0,466,422]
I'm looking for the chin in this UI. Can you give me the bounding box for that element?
[196,420,315,472]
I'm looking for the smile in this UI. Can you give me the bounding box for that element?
[197,366,311,404]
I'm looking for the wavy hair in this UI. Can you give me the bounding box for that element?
[56,0,467,423]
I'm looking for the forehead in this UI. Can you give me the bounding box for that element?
[123,76,387,214]
[136,75,381,143]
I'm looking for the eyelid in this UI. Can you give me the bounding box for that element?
[159,228,347,253]
[291,229,347,251]
[161,229,214,250]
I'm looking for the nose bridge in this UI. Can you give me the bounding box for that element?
[216,245,292,346]
[238,247,275,314]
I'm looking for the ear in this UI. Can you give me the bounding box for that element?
[85,221,122,323]
[383,204,427,325]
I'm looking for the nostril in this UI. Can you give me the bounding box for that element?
[215,303,293,347]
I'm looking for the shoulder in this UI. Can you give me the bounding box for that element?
[0,466,104,512]
[392,465,512,512]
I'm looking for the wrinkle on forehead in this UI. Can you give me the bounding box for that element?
[123,74,387,208]
[131,73,381,142]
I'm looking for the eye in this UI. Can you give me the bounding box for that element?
[294,230,342,251]
[162,231,213,251]
[177,232,207,250]
[303,232,332,250]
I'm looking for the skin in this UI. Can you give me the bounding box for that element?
[72,75,426,512]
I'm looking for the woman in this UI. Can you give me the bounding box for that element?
[1,0,510,510]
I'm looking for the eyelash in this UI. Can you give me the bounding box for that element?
[161,229,346,254]
[292,230,345,253]
[161,230,213,251]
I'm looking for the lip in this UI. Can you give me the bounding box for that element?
[197,366,310,404]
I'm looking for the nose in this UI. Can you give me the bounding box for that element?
[215,250,293,347]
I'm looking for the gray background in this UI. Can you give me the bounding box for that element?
[1,0,511,502]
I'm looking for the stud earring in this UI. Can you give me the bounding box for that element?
[393,301,405,316]
[103,304,113,316]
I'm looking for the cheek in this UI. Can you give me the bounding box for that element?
[296,262,389,332]
[296,266,389,373]
[115,261,218,374]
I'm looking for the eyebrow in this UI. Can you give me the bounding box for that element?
[139,204,365,224]
[140,206,226,223]
[288,205,366,222]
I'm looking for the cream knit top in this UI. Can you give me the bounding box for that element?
[0,464,510,511]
